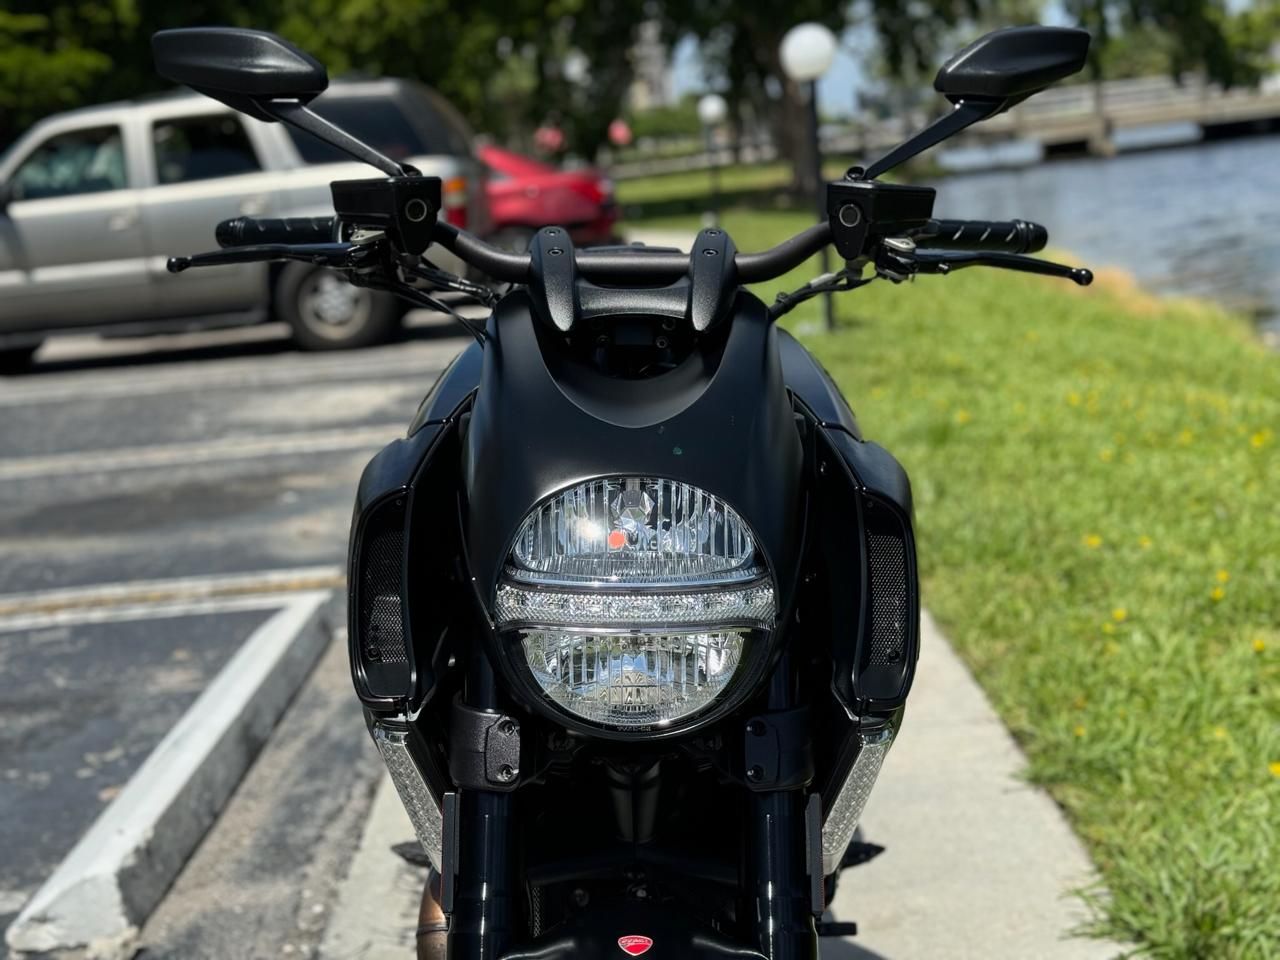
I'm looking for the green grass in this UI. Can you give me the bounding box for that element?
[615,158,857,208]
[654,210,1280,958]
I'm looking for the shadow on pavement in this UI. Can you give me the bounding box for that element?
[822,939,891,960]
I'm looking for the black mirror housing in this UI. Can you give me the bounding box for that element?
[934,26,1090,106]
[152,27,328,122]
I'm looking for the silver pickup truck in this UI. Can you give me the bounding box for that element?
[0,78,489,365]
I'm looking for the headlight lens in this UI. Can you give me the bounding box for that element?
[520,630,745,728]
[497,477,775,733]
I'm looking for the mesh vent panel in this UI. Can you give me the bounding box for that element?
[359,503,407,665]
[866,529,907,667]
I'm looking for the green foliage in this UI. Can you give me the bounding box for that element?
[627,97,701,140]
[646,208,1280,959]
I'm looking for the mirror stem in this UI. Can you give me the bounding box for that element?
[860,99,1002,181]
[267,100,409,178]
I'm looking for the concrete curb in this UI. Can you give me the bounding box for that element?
[318,775,424,960]
[5,590,335,959]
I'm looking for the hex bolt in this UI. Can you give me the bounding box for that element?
[497,718,517,737]
[747,765,766,782]
[496,764,516,782]
[655,337,669,349]
[546,228,560,236]
[571,888,590,907]
[703,248,718,256]
[747,720,767,737]
[549,247,564,256]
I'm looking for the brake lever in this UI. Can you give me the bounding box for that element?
[910,248,1093,286]
[166,241,368,274]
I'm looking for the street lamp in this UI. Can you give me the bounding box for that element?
[780,22,838,330]
[697,93,729,226]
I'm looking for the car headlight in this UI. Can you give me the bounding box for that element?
[495,477,776,733]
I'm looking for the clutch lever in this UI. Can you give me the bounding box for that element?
[166,241,369,274]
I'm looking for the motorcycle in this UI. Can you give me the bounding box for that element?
[154,23,1092,960]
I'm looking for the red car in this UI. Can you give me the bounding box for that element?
[479,145,619,251]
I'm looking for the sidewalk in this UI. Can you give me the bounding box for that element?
[319,611,1117,960]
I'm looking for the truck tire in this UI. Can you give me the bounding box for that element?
[275,263,399,351]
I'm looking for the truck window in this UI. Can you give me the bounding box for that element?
[153,115,261,184]
[286,95,468,163]
[10,127,126,200]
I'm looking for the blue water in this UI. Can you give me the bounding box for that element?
[928,135,1280,328]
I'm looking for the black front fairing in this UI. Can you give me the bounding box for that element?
[461,288,805,609]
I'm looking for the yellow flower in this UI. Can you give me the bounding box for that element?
[1251,429,1272,449]
[1084,534,1103,549]
[1073,725,1087,738]
[1112,608,1128,622]
[1270,761,1280,778]
[1099,448,1115,463]
[1101,622,1116,635]
[1072,694,1087,710]
[955,409,973,425]
[1178,429,1195,445]
[1210,586,1226,602]
[1215,569,1230,583]
[1067,391,1081,407]
[1212,726,1228,740]
[1138,535,1153,549]
[1253,637,1267,653]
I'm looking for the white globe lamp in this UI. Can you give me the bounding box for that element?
[779,23,837,82]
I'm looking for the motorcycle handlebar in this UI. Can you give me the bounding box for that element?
[215,215,1047,283]
[216,216,338,248]
[920,219,1048,255]
[430,221,835,285]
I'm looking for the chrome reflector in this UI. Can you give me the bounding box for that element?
[373,723,442,870]
[821,722,896,874]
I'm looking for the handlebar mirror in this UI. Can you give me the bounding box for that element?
[934,26,1090,107]
[152,27,328,123]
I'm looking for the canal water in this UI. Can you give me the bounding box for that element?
[928,134,1280,334]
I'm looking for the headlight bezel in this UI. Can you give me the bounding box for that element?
[489,474,783,740]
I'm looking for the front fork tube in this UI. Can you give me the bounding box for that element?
[749,658,819,960]
[447,658,515,960]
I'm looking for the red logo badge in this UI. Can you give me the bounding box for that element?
[618,935,654,956]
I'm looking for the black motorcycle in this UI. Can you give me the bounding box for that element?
[155,23,1091,960]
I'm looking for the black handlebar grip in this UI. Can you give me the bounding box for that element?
[922,219,1048,255]
[216,216,337,248]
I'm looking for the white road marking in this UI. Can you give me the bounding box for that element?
[5,591,334,957]
[0,425,403,481]
[0,354,450,407]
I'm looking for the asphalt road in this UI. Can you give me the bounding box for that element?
[0,316,468,956]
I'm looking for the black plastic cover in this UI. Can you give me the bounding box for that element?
[330,176,442,256]
[826,181,936,261]
[152,28,327,123]
[935,26,1091,104]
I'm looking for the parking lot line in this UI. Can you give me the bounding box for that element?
[4,590,335,958]
[0,425,403,481]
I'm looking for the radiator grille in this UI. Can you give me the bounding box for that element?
[359,500,407,666]
[866,529,907,667]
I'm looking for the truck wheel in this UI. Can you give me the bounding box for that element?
[275,263,399,351]
[0,345,38,374]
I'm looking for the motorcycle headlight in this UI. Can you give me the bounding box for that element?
[495,477,777,733]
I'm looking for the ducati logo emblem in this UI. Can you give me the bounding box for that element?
[618,935,654,956]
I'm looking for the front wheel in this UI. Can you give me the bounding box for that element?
[274,263,399,351]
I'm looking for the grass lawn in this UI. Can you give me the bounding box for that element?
[615,158,857,208]
[640,210,1280,958]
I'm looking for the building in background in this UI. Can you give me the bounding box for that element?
[628,21,674,111]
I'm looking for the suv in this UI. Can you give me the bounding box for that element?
[0,78,488,364]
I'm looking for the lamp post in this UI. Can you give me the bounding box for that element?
[780,23,838,330]
[697,93,729,227]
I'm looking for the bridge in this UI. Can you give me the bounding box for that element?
[971,73,1280,153]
